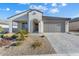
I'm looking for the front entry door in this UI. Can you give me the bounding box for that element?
[33,22,39,33]
[33,19,39,33]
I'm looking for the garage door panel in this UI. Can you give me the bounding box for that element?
[44,23,65,32]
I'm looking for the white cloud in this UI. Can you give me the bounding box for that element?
[51,3,57,7]
[50,8,59,14]
[19,3,27,5]
[62,3,67,6]
[15,10,23,14]
[29,5,48,11]
[6,8,10,11]
[0,8,10,11]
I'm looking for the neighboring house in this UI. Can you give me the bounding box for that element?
[8,9,70,33]
[0,20,17,33]
[70,17,79,32]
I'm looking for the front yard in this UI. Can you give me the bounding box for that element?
[0,30,56,55]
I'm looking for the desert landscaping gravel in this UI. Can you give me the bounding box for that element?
[0,35,56,56]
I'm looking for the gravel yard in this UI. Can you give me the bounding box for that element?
[0,35,56,56]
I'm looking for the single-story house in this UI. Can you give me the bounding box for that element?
[8,9,70,33]
[70,17,79,32]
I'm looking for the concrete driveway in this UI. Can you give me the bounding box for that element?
[45,33,79,56]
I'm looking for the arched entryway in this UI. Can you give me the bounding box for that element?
[33,19,39,33]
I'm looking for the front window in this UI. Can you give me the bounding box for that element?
[22,23,28,30]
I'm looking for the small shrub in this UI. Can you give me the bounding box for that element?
[31,40,42,49]
[3,35,13,40]
[4,33,15,38]
[22,29,28,34]
[16,38,22,41]
[19,32,25,41]
[17,30,28,41]
[17,29,28,35]
[4,35,9,38]
[16,29,28,41]
[25,35,28,37]
[11,35,18,39]
[0,34,4,38]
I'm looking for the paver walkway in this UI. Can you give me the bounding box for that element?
[45,33,79,56]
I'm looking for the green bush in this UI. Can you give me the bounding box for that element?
[16,32,25,41]
[17,29,28,35]
[19,31,25,41]
[4,35,9,38]
[16,38,22,41]
[16,29,28,41]
[0,34,4,38]
[11,34,18,39]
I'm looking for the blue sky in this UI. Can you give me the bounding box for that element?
[0,3,79,20]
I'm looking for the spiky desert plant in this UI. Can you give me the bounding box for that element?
[31,40,42,49]
[16,30,28,41]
